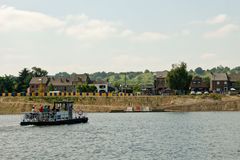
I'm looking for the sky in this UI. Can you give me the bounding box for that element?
[0,0,239,76]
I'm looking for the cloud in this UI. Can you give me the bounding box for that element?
[0,5,64,32]
[206,14,227,24]
[64,19,119,40]
[189,14,228,26]
[180,30,191,36]
[0,5,170,42]
[110,53,161,71]
[131,32,169,42]
[204,24,239,38]
[200,53,216,60]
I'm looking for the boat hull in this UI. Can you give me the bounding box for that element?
[20,117,88,126]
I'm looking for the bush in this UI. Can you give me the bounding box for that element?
[209,93,222,100]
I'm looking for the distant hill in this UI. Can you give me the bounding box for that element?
[89,70,154,86]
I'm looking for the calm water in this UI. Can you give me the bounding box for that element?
[0,112,240,160]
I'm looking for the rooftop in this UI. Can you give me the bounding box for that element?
[211,73,228,81]
[155,71,168,78]
[29,77,48,85]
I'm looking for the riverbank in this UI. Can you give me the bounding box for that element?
[0,95,240,114]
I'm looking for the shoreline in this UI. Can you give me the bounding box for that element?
[0,95,240,114]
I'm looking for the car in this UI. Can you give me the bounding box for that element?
[190,91,196,95]
[204,91,209,95]
[196,91,202,95]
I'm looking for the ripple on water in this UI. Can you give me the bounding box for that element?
[0,112,240,160]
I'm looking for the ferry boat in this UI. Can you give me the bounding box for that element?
[20,101,88,126]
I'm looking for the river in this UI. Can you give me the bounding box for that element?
[0,112,240,160]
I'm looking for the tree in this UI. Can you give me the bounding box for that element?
[0,75,16,93]
[32,67,48,77]
[133,84,141,93]
[167,62,192,94]
[76,84,97,92]
[55,72,70,78]
[231,66,240,74]
[203,77,210,87]
[38,83,44,94]
[210,65,230,73]
[16,68,32,92]
[47,84,54,92]
[144,69,150,73]
[195,67,204,75]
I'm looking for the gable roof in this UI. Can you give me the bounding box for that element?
[211,73,228,81]
[228,74,240,82]
[71,74,89,83]
[30,77,48,85]
[48,77,72,86]
[155,71,168,78]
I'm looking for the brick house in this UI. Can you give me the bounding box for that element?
[189,76,209,92]
[29,74,91,93]
[154,71,168,95]
[210,73,229,93]
[228,73,240,91]
[48,77,74,92]
[70,74,91,91]
[29,77,49,93]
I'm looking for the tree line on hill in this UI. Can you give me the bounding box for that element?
[0,64,240,93]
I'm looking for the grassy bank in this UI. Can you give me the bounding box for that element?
[0,95,240,114]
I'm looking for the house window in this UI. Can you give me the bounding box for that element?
[99,85,106,89]
[217,81,220,85]
[224,81,227,85]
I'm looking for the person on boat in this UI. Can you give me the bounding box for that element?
[31,106,35,112]
[43,105,48,112]
[47,106,50,112]
[34,105,38,112]
[39,105,43,112]
[56,106,60,112]
[52,106,56,112]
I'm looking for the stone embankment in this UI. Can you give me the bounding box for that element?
[0,95,240,114]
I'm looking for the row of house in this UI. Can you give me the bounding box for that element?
[29,71,240,95]
[154,71,240,94]
[29,74,110,93]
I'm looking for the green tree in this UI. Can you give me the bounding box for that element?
[55,72,70,78]
[89,85,97,92]
[77,84,97,92]
[133,84,141,93]
[47,84,54,92]
[231,66,240,74]
[203,77,210,87]
[16,68,32,92]
[167,62,192,94]
[0,75,16,93]
[32,67,48,77]
[195,67,204,75]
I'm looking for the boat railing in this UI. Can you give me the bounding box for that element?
[22,111,70,122]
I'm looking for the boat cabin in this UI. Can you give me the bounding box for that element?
[21,101,88,126]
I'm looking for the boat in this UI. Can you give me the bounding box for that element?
[20,101,88,126]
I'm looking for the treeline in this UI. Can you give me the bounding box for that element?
[90,66,240,84]
[190,66,240,76]
[0,67,48,93]
[0,65,240,93]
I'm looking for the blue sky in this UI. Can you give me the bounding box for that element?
[0,0,239,75]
